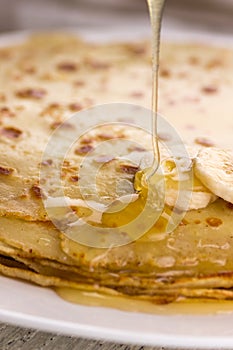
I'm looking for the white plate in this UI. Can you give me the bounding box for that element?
[1,27,233,348]
[2,275,233,348]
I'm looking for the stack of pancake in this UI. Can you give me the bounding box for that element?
[0,33,233,305]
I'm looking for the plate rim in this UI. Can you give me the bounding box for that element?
[2,307,233,348]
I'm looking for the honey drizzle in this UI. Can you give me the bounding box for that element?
[145,0,166,179]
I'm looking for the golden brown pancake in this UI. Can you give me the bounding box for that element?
[0,34,232,220]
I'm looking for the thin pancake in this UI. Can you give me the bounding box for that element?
[0,34,233,220]
[0,199,233,279]
[0,198,230,273]
[2,262,233,303]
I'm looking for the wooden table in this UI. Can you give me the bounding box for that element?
[0,323,159,350]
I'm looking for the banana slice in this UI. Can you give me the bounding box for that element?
[162,157,217,210]
[165,179,217,210]
[194,147,233,204]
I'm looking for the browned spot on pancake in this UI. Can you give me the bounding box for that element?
[160,68,171,78]
[19,62,36,74]
[86,59,110,70]
[31,185,43,199]
[63,160,71,167]
[226,202,233,210]
[0,93,6,102]
[0,107,15,118]
[60,171,66,180]
[69,175,79,183]
[50,121,73,130]
[40,73,53,81]
[127,44,146,55]
[128,146,146,152]
[68,103,83,112]
[97,133,115,141]
[194,137,215,147]
[205,59,223,70]
[118,164,139,175]
[75,145,94,155]
[0,166,14,175]
[12,73,23,81]
[57,62,78,72]
[41,159,53,166]
[40,103,62,117]
[206,217,223,227]
[201,86,218,94]
[70,206,92,218]
[1,127,22,138]
[80,137,92,145]
[24,66,36,74]
[19,193,29,199]
[0,50,12,60]
[61,162,79,179]
[16,88,47,99]
[130,91,144,98]
[189,56,200,65]
[50,102,61,108]
[179,219,189,226]
[194,219,201,224]
[73,80,85,87]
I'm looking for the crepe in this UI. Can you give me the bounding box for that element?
[0,33,232,220]
[0,33,233,306]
